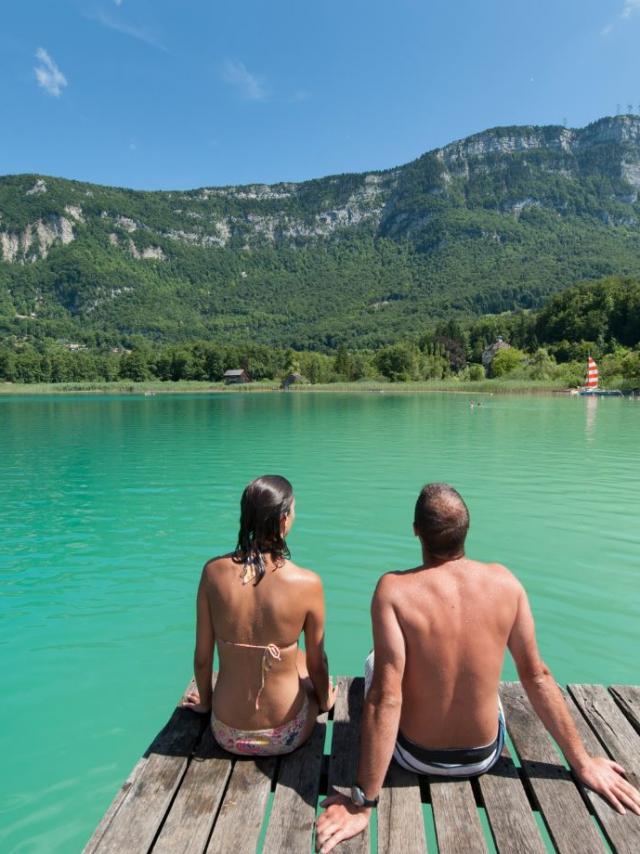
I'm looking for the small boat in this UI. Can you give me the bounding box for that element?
[578,357,623,397]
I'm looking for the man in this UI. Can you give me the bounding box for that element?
[316,483,640,853]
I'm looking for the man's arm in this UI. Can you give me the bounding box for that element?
[182,566,215,712]
[356,574,406,797]
[508,583,640,815]
[303,574,335,712]
[316,574,406,853]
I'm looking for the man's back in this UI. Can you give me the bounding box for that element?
[389,557,521,748]
[316,484,640,854]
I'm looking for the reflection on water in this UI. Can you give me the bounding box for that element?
[585,395,598,441]
[0,392,638,852]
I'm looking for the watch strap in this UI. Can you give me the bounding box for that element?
[351,784,379,807]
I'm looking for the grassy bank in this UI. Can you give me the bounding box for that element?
[0,378,572,396]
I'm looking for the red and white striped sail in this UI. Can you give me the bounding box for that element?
[585,356,599,389]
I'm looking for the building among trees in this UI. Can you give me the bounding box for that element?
[223,369,249,384]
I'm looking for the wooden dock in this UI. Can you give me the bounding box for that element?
[85,679,640,853]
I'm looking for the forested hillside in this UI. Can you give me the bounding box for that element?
[1,115,640,349]
[2,277,639,389]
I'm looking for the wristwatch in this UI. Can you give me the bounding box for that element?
[350,785,379,808]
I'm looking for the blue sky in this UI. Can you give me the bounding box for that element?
[1,0,639,190]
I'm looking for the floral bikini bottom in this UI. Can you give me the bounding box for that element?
[211,693,310,756]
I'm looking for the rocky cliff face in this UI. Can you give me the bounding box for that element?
[1,116,639,265]
[1,116,640,348]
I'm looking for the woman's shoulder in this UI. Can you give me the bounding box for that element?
[202,552,237,578]
[282,560,323,590]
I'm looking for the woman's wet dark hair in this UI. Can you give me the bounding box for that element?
[233,475,293,584]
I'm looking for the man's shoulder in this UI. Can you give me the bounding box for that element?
[373,567,422,600]
[472,559,523,594]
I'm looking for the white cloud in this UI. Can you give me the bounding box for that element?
[603,0,640,34]
[622,0,640,18]
[87,9,167,51]
[222,60,268,100]
[34,48,68,97]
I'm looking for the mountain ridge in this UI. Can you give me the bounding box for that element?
[1,115,640,348]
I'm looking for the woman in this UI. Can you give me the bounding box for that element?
[182,475,335,755]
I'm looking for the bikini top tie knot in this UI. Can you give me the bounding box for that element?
[219,639,293,710]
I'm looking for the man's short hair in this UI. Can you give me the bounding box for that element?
[414,483,469,558]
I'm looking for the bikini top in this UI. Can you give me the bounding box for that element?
[218,638,297,710]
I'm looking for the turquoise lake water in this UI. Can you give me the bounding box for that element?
[1,392,638,852]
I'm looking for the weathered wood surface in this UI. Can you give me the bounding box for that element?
[326,677,370,854]
[562,687,640,854]
[152,728,232,854]
[569,684,640,790]
[476,743,547,854]
[500,681,606,854]
[430,777,487,853]
[377,762,427,854]
[262,710,328,854]
[610,685,640,734]
[87,680,640,853]
[84,706,207,853]
[206,756,276,854]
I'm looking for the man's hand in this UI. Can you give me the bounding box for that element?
[575,756,640,815]
[315,793,371,853]
[181,689,211,714]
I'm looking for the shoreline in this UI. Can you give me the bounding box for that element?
[0,379,577,396]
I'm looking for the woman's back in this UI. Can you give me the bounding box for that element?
[204,553,320,728]
[183,474,333,755]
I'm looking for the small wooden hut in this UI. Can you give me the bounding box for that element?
[281,372,307,390]
[223,369,249,385]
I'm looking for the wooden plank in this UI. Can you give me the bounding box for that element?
[562,687,640,854]
[500,681,605,854]
[325,677,370,854]
[84,755,148,854]
[377,761,427,854]
[262,711,328,854]
[610,685,640,735]
[568,684,640,790]
[152,728,233,854]
[205,756,276,854]
[430,777,487,853]
[84,706,207,853]
[476,743,546,854]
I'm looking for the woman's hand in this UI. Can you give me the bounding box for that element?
[320,680,338,713]
[181,689,211,714]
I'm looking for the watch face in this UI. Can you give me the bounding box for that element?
[350,786,365,806]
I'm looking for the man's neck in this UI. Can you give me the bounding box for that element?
[420,546,465,569]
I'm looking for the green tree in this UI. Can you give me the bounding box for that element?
[491,347,525,377]
[120,350,149,381]
[0,348,16,381]
[375,343,419,382]
[14,349,43,383]
[528,348,556,380]
[203,346,225,381]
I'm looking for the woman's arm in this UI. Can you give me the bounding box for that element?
[303,574,334,712]
[183,565,215,713]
